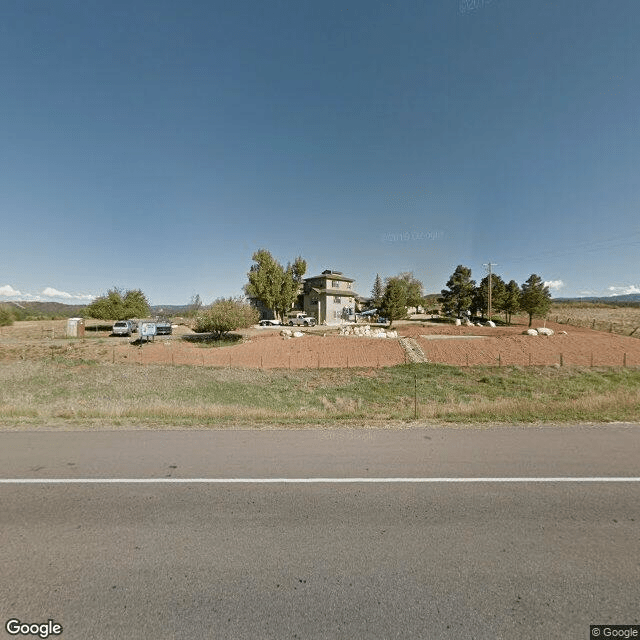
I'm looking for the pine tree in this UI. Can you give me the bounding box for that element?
[520,274,551,327]
[380,278,407,328]
[371,274,383,309]
[503,280,521,325]
[473,274,506,320]
[439,266,475,318]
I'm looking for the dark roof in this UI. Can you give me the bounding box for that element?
[306,273,355,283]
[309,288,358,298]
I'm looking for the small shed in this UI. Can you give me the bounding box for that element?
[66,317,85,338]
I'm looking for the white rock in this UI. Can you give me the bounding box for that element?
[280,329,292,337]
[537,327,554,336]
[524,329,538,336]
[293,331,304,338]
[486,320,496,327]
[455,318,462,326]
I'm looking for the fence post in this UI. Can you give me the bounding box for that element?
[560,353,563,367]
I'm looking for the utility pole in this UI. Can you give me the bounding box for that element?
[483,262,498,321]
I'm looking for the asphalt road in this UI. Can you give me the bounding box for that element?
[1,425,640,639]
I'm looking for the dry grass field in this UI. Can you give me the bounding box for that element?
[1,309,640,427]
[550,302,640,337]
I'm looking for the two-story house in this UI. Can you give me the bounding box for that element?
[302,270,358,325]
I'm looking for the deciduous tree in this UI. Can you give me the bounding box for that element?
[84,288,150,321]
[394,272,425,312]
[245,250,306,322]
[194,298,259,340]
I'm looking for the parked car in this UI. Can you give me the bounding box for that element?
[259,319,282,326]
[112,320,134,336]
[288,314,317,327]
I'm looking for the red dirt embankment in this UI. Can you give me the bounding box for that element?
[400,321,640,367]
[1,319,640,368]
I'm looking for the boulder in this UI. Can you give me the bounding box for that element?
[524,329,538,336]
[293,331,304,338]
[280,329,292,337]
[455,318,462,326]
[537,327,554,336]
[486,320,496,328]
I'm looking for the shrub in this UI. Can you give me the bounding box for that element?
[194,298,259,339]
[0,307,14,326]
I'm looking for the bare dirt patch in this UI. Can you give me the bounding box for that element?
[1,317,639,368]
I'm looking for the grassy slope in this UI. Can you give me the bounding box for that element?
[1,360,639,427]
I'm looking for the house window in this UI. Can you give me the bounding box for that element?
[332,280,340,288]
[333,296,341,303]
[347,282,352,289]
[311,299,318,306]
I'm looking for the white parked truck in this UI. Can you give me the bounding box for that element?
[288,314,317,327]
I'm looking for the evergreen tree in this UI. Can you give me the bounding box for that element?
[503,280,521,325]
[371,274,384,309]
[380,278,407,328]
[473,274,506,320]
[439,265,475,318]
[520,274,552,327]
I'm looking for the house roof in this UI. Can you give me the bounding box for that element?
[305,273,355,283]
[310,288,358,298]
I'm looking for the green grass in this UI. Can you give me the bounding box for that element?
[0,360,639,427]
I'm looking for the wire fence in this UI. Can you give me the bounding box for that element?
[553,315,640,338]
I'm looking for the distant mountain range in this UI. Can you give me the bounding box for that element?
[0,301,190,318]
[3,296,640,319]
[553,294,640,304]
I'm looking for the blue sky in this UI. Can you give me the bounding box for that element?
[1,0,639,305]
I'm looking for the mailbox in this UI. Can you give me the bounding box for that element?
[139,322,157,342]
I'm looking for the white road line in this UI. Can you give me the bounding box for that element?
[0,477,640,484]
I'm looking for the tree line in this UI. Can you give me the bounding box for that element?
[78,252,553,336]
[439,265,552,327]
